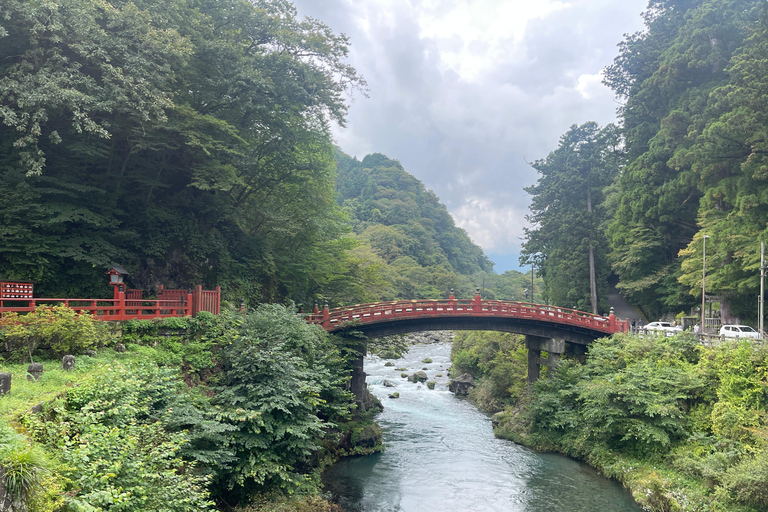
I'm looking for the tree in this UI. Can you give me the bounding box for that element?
[521,123,622,313]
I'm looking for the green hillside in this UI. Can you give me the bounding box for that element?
[334,151,498,300]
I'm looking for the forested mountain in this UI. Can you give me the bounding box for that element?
[524,0,768,322]
[334,151,498,300]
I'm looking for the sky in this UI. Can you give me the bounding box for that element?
[291,0,648,273]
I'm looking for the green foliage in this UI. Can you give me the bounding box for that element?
[0,0,370,306]
[496,333,768,511]
[0,419,56,510]
[211,304,355,500]
[450,331,527,412]
[0,306,114,360]
[21,363,216,511]
[605,0,766,319]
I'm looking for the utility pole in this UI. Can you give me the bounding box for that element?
[702,235,709,333]
[760,242,765,338]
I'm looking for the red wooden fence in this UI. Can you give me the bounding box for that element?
[0,283,221,321]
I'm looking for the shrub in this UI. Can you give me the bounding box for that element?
[0,306,114,360]
[21,363,217,511]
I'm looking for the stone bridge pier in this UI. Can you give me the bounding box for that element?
[525,335,586,383]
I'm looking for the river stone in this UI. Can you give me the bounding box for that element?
[426,381,436,390]
[395,367,406,371]
[0,373,10,395]
[401,373,409,378]
[27,363,43,381]
[389,392,400,399]
[384,361,395,367]
[448,373,475,396]
[409,371,428,383]
[62,355,75,371]
[422,358,433,363]
[383,380,395,387]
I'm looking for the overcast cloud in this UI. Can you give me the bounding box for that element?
[291,0,648,272]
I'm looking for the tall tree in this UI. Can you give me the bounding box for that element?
[521,123,622,313]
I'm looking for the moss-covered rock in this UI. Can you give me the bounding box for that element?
[426,381,436,390]
[409,371,428,383]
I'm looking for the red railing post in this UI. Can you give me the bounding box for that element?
[184,291,192,317]
[473,287,482,312]
[193,285,202,315]
[117,290,126,321]
[214,286,221,315]
[322,302,330,329]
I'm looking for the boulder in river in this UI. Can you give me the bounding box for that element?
[448,373,474,396]
[426,381,436,390]
[389,392,400,399]
[401,373,409,378]
[409,371,428,383]
[384,361,395,367]
[383,380,395,387]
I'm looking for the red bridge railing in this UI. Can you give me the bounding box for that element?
[307,295,629,335]
[0,286,221,321]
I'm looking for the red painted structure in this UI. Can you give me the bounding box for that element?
[307,291,629,336]
[0,277,221,321]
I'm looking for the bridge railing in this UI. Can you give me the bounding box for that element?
[307,299,629,334]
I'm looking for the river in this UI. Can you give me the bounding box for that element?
[322,341,643,512]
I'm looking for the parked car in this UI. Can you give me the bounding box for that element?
[644,321,683,335]
[719,325,760,339]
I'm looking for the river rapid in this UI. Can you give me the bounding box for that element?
[322,341,643,512]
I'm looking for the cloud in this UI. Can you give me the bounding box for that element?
[291,0,647,271]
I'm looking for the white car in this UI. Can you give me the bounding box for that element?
[644,321,683,334]
[719,325,760,339]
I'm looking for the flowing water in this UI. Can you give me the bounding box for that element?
[322,341,643,512]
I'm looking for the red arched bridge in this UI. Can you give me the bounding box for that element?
[307,291,630,404]
[307,292,628,342]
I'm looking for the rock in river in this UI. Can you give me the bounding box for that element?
[448,373,474,396]
[409,371,428,383]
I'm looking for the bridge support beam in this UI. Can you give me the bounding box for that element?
[526,336,566,383]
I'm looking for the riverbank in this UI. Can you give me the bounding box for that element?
[0,306,380,512]
[453,331,768,512]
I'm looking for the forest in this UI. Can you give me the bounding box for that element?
[522,0,768,322]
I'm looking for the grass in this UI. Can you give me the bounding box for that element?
[0,350,138,424]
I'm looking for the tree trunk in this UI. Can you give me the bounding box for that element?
[587,184,598,314]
